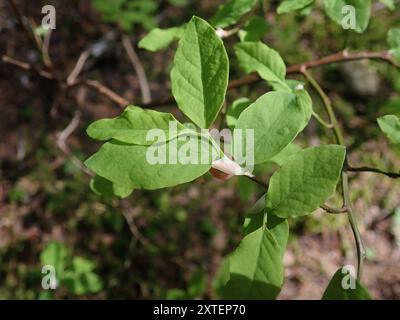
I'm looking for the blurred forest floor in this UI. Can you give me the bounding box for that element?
[0,0,399,299]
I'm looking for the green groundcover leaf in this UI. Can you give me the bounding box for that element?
[171,16,229,128]
[85,135,216,190]
[63,257,103,295]
[235,42,290,91]
[235,91,306,164]
[377,114,400,144]
[266,145,346,218]
[138,26,185,52]
[211,0,258,28]
[223,207,289,300]
[277,0,314,14]
[87,106,187,145]
[322,268,372,300]
[40,242,68,276]
[324,0,371,33]
[90,175,134,198]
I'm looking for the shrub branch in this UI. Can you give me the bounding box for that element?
[302,69,365,280]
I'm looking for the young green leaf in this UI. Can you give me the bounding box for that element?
[86,106,187,145]
[85,136,215,190]
[90,175,134,198]
[223,212,289,299]
[138,26,185,52]
[277,0,314,14]
[226,97,252,128]
[211,0,258,28]
[377,114,400,144]
[239,16,268,42]
[324,0,371,33]
[235,91,305,164]
[266,145,346,218]
[322,268,372,300]
[388,28,400,52]
[380,98,400,117]
[380,0,395,11]
[171,16,229,128]
[235,42,290,91]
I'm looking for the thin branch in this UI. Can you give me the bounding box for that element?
[27,17,52,67]
[216,27,240,38]
[66,50,91,85]
[302,69,344,144]
[342,171,365,279]
[121,210,153,249]
[2,55,129,108]
[347,165,400,179]
[7,0,51,67]
[142,49,400,108]
[84,80,129,108]
[122,35,151,104]
[56,110,93,176]
[321,204,349,214]
[2,55,53,79]
[289,50,399,73]
[42,28,53,65]
[312,111,334,129]
[229,50,399,90]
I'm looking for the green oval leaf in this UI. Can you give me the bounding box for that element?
[235,91,306,164]
[85,136,214,190]
[277,0,314,14]
[171,16,229,128]
[86,106,187,145]
[324,0,371,33]
[223,212,289,300]
[138,26,185,52]
[377,114,400,144]
[266,145,346,218]
[211,0,258,28]
[235,42,290,91]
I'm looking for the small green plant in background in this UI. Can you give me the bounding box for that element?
[91,0,158,31]
[166,270,207,300]
[39,242,103,299]
[84,0,400,300]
